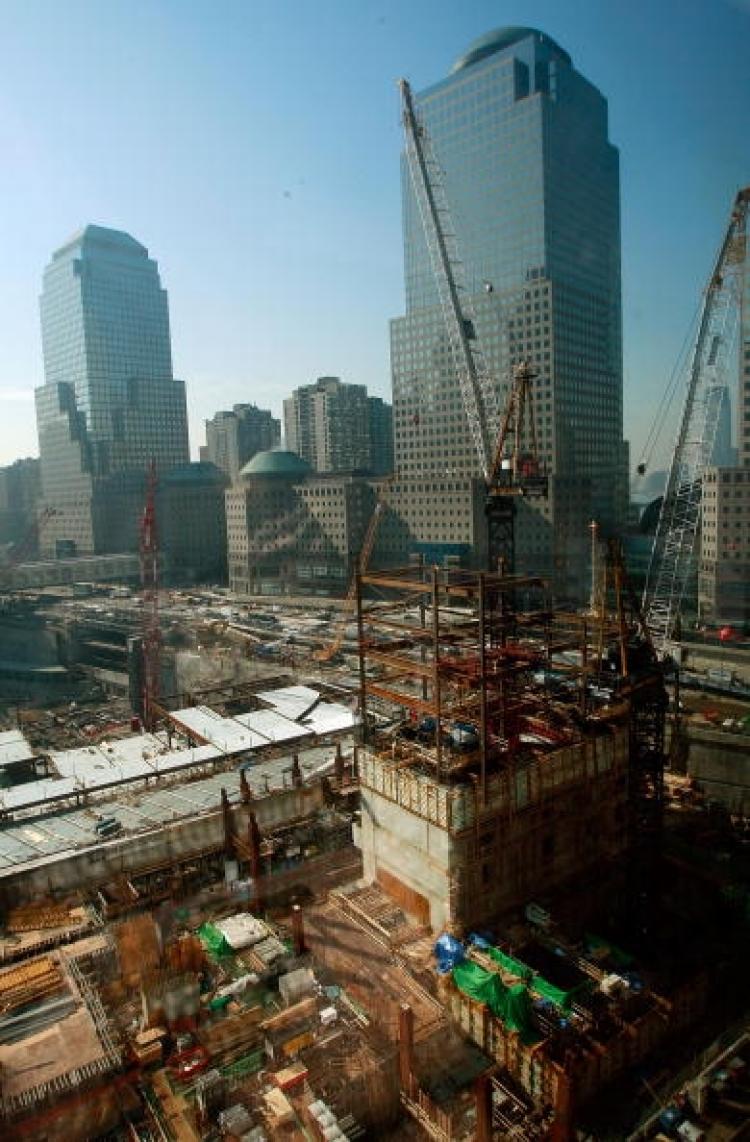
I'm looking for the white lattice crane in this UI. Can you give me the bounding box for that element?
[643,187,749,653]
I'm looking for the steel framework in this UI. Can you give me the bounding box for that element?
[644,187,749,651]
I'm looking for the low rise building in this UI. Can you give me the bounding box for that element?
[226,449,402,596]
[202,403,280,482]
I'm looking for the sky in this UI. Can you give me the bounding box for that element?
[0,0,748,471]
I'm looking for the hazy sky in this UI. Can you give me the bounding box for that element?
[0,0,748,470]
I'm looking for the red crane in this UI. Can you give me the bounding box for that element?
[140,458,161,729]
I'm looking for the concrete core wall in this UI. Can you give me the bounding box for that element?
[357,726,629,932]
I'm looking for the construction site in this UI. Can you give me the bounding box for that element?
[0,48,749,1142]
[0,533,748,1141]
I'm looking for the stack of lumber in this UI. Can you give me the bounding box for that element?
[5,903,74,933]
[0,956,64,1015]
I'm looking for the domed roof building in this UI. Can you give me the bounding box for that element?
[226,448,396,598]
[239,450,312,480]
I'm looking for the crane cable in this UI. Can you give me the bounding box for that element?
[636,297,701,476]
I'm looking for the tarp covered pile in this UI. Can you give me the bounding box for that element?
[451,960,536,1040]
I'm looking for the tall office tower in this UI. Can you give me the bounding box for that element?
[0,458,41,548]
[390,27,627,593]
[367,396,395,475]
[35,226,189,556]
[284,377,372,474]
[202,403,280,483]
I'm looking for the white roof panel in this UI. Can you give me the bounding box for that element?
[0,777,78,813]
[169,706,265,752]
[256,685,320,721]
[151,743,220,775]
[233,709,312,743]
[301,702,358,735]
[0,729,36,768]
[94,733,167,766]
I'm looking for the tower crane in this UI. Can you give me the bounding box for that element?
[643,187,749,654]
[399,79,547,572]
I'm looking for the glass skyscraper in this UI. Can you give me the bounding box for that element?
[390,27,628,592]
[36,226,189,556]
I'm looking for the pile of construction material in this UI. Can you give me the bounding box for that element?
[0,956,71,1042]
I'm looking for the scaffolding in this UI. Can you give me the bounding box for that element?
[356,561,666,929]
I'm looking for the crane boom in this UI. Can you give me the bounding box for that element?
[644,187,749,652]
[399,78,497,479]
[399,78,547,572]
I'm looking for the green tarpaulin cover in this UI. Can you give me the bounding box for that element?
[487,947,533,982]
[452,961,535,1040]
[486,946,588,1011]
[197,922,231,958]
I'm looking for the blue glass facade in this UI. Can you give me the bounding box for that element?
[391,28,627,588]
[35,226,189,555]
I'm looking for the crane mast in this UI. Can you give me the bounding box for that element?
[399,79,547,572]
[644,187,749,653]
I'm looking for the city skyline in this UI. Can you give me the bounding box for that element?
[0,0,748,470]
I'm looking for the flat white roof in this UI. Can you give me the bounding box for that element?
[50,734,168,780]
[0,742,222,815]
[0,777,79,813]
[169,706,267,752]
[256,685,320,721]
[0,729,36,769]
[301,702,358,735]
[233,709,312,744]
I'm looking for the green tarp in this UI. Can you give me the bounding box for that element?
[487,947,533,982]
[197,922,231,958]
[487,946,587,1011]
[452,961,535,1040]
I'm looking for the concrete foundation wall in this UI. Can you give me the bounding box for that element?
[360,789,452,930]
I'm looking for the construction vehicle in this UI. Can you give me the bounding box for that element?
[399,78,547,572]
[643,187,749,655]
[314,475,395,662]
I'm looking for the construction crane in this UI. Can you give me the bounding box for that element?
[139,459,161,729]
[314,476,394,663]
[0,507,58,588]
[399,78,547,572]
[643,187,749,654]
